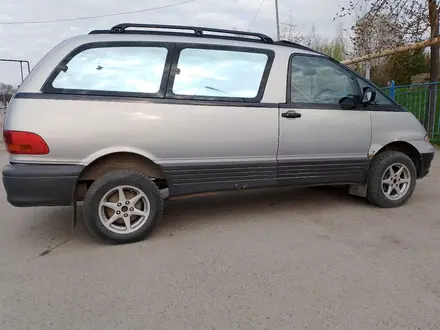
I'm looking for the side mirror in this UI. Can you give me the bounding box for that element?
[339,95,357,110]
[362,87,376,104]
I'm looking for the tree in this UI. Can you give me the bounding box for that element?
[337,0,439,132]
[279,21,349,61]
[312,27,348,61]
[0,83,15,106]
[279,13,306,43]
[304,25,348,61]
[385,48,430,85]
[352,14,404,65]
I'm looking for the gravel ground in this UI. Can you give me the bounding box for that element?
[0,148,439,330]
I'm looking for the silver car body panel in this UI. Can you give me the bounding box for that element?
[6,98,279,166]
[278,109,371,161]
[369,111,435,155]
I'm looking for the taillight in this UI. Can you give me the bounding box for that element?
[2,130,49,155]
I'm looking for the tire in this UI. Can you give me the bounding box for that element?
[83,170,163,244]
[366,151,417,208]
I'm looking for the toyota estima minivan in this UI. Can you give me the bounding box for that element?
[2,23,435,244]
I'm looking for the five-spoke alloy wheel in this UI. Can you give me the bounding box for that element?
[367,151,417,208]
[98,185,151,234]
[83,170,163,244]
[381,163,411,201]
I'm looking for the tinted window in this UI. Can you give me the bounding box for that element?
[356,77,394,105]
[172,48,268,99]
[290,56,356,104]
[52,46,168,94]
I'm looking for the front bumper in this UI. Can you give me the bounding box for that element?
[418,152,434,179]
[2,163,84,207]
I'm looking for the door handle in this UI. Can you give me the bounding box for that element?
[281,110,302,119]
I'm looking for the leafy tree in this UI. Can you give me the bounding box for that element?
[351,13,404,65]
[385,49,430,85]
[279,13,307,43]
[280,22,348,61]
[312,31,348,62]
[0,83,15,106]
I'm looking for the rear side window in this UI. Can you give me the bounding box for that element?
[169,47,273,101]
[46,45,170,96]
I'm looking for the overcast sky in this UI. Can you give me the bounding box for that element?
[0,0,353,85]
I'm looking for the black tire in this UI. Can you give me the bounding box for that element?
[366,151,417,208]
[83,170,163,244]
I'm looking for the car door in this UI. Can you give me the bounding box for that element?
[277,54,372,186]
[160,44,279,195]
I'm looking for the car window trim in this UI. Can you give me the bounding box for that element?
[41,41,176,98]
[351,73,405,112]
[279,102,353,110]
[165,43,275,103]
[14,92,281,108]
[285,53,362,110]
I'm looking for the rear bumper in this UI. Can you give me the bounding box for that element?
[418,152,434,179]
[2,163,84,207]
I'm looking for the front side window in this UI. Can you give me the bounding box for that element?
[289,55,356,104]
[172,48,269,99]
[51,46,169,94]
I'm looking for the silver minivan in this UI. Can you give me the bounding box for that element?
[2,24,435,244]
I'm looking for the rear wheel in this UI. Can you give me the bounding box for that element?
[366,151,417,208]
[83,170,163,244]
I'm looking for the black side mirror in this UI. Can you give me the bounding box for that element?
[339,95,357,110]
[362,87,376,104]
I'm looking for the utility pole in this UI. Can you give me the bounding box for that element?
[275,0,280,41]
[365,61,371,80]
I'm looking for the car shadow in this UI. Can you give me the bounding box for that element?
[16,186,368,247]
[155,186,367,235]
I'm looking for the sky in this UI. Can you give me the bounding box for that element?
[0,0,354,86]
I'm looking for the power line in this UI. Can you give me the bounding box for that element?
[0,0,197,25]
[247,0,266,31]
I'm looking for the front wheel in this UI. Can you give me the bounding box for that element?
[366,151,417,208]
[83,170,163,244]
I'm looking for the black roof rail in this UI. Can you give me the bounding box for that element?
[89,23,274,44]
[275,40,326,56]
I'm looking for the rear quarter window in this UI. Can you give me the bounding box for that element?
[45,44,171,96]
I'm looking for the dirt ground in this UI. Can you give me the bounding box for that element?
[0,147,439,330]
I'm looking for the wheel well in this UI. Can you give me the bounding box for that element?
[376,141,421,175]
[75,152,167,201]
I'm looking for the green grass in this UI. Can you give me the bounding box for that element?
[431,138,440,146]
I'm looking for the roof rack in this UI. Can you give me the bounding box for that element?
[275,40,323,55]
[89,23,274,44]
